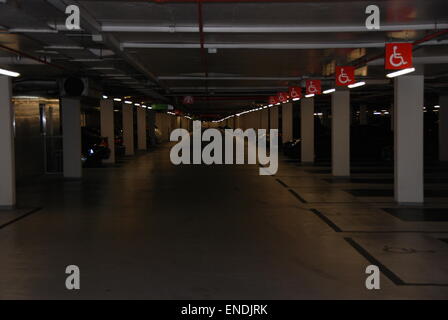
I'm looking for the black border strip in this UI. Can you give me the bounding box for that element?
[344,237,405,285]
[288,189,307,203]
[276,178,289,188]
[310,208,342,232]
[344,237,448,287]
[0,207,43,230]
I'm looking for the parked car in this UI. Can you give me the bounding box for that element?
[114,130,126,157]
[81,127,111,167]
[283,139,301,159]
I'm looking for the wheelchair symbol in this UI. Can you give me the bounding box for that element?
[308,81,318,94]
[389,46,408,68]
[290,88,299,97]
[338,68,351,84]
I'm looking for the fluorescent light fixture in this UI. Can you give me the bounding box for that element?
[113,98,122,102]
[9,28,58,34]
[268,104,273,107]
[88,67,115,70]
[142,105,147,108]
[292,98,301,101]
[323,88,335,94]
[348,81,366,89]
[305,94,315,98]
[275,103,281,105]
[13,96,41,99]
[44,45,84,50]
[124,100,132,104]
[0,67,20,77]
[102,95,108,99]
[434,105,440,109]
[134,103,140,106]
[386,67,415,78]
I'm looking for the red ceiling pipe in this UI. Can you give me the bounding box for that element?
[197,0,208,78]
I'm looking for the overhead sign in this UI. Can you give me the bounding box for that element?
[151,104,174,111]
[268,96,279,105]
[335,66,355,86]
[277,92,289,103]
[182,96,194,105]
[385,43,413,70]
[306,80,321,95]
[289,86,302,99]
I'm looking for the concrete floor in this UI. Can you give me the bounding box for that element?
[1,144,448,299]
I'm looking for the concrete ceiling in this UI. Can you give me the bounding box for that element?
[0,0,447,116]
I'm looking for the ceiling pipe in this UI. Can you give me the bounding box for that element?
[122,39,448,50]
[0,44,66,71]
[187,96,268,101]
[159,76,302,80]
[102,23,448,34]
[354,29,448,68]
[368,56,448,66]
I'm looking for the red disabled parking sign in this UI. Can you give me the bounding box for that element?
[336,66,355,86]
[289,86,302,99]
[182,96,194,105]
[306,80,321,95]
[385,43,413,70]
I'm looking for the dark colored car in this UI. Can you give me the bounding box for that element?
[283,139,301,159]
[114,130,126,157]
[81,127,111,167]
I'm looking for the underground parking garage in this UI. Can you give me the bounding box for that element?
[1,0,448,304]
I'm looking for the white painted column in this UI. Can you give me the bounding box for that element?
[270,106,279,130]
[137,107,147,151]
[282,102,293,144]
[331,90,350,177]
[0,76,15,208]
[439,95,448,162]
[359,105,368,125]
[122,103,134,156]
[394,70,424,203]
[301,98,315,163]
[61,97,82,178]
[100,99,115,163]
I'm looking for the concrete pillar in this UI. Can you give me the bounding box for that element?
[100,99,115,163]
[331,90,350,177]
[270,106,279,130]
[359,105,368,125]
[0,76,15,208]
[282,102,293,144]
[390,105,394,131]
[301,98,315,163]
[137,107,147,151]
[147,110,156,146]
[61,97,82,178]
[394,71,424,203]
[439,95,448,162]
[261,108,269,130]
[122,103,134,156]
